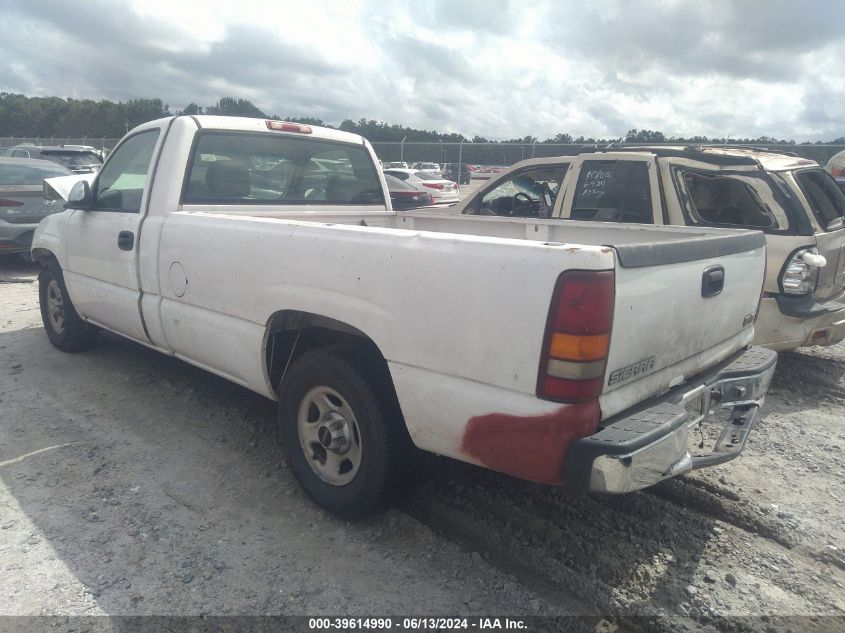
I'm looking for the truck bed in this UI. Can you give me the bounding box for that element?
[192,206,763,269]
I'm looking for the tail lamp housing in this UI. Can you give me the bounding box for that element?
[537,270,615,402]
[780,247,821,296]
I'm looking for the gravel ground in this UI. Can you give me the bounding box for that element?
[1,255,844,631]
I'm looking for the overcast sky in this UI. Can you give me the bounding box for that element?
[3,0,844,140]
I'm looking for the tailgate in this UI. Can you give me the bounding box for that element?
[600,231,766,419]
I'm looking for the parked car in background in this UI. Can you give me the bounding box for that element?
[442,163,472,184]
[5,144,103,174]
[386,161,408,169]
[473,165,504,179]
[383,173,434,210]
[382,168,459,205]
[457,146,845,352]
[412,162,441,175]
[827,149,845,178]
[62,144,107,162]
[0,157,72,257]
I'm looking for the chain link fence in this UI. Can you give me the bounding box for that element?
[371,142,845,172]
[0,137,120,151]
[2,137,842,169]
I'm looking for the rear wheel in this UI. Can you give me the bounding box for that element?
[38,260,98,352]
[277,347,414,518]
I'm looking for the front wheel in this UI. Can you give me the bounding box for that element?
[38,260,98,352]
[277,347,415,518]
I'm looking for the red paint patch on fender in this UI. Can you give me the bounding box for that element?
[460,400,601,485]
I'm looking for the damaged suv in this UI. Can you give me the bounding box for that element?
[457,146,845,352]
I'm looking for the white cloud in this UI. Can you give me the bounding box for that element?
[2,0,844,140]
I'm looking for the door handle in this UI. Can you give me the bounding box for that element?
[701,265,725,298]
[117,231,134,251]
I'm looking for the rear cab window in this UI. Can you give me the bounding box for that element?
[183,132,383,205]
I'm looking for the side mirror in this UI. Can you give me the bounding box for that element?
[66,180,93,210]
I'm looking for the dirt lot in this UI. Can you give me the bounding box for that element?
[1,255,844,630]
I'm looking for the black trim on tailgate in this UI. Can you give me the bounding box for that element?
[611,231,765,268]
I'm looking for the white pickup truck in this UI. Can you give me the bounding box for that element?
[32,116,777,517]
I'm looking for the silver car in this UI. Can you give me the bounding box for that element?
[0,157,72,257]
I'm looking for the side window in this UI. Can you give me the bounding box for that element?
[571,160,653,223]
[93,130,160,212]
[475,165,569,217]
[675,169,786,230]
[184,132,382,205]
[795,169,845,230]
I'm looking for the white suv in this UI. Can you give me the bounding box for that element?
[456,146,845,352]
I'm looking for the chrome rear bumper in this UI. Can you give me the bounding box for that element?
[564,346,777,494]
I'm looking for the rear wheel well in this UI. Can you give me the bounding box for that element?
[264,311,395,401]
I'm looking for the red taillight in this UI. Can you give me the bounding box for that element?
[541,375,606,402]
[537,270,615,403]
[422,182,444,190]
[427,193,434,205]
[266,120,312,134]
[550,272,614,334]
[0,199,24,207]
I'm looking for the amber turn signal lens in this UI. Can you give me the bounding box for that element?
[549,332,609,362]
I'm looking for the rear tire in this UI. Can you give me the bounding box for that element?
[38,260,98,352]
[277,347,415,518]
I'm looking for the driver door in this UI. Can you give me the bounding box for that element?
[63,128,161,342]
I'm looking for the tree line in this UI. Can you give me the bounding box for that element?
[1,92,843,145]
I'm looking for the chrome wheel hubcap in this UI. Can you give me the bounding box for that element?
[46,280,66,334]
[297,386,362,486]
